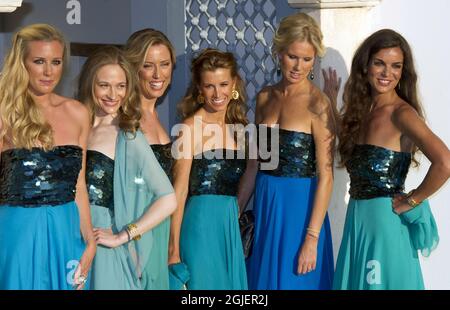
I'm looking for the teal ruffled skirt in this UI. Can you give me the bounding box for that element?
[333,197,439,290]
[180,195,247,290]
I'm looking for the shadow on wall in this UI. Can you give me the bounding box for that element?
[321,46,350,265]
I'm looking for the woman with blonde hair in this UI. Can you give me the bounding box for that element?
[169,48,249,289]
[246,12,336,289]
[123,28,177,290]
[0,23,96,289]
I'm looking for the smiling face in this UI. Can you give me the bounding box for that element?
[24,40,64,96]
[198,68,235,113]
[279,40,315,84]
[93,64,127,116]
[138,43,173,100]
[367,47,404,95]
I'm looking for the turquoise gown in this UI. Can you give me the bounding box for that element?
[247,127,334,289]
[140,143,174,290]
[333,144,439,290]
[0,145,86,289]
[86,150,140,290]
[180,149,248,290]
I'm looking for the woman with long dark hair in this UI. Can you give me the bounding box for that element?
[334,29,450,289]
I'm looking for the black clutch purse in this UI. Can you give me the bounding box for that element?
[239,210,255,258]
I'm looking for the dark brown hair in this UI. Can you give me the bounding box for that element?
[339,29,423,166]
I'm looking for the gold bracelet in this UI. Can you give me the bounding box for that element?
[126,223,142,241]
[306,227,320,239]
[406,190,420,208]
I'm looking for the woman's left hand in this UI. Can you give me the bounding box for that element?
[392,193,414,215]
[94,227,128,249]
[322,67,342,107]
[73,240,96,290]
[297,235,318,275]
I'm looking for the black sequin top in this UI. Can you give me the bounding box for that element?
[86,150,114,211]
[0,145,82,206]
[260,127,316,178]
[347,144,411,199]
[189,149,246,197]
[151,143,174,182]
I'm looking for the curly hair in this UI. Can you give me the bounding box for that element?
[272,12,325,59]
[0,23,68,150]
[178,48,248,127]
[339,29,424,167]
[77,46,141,134]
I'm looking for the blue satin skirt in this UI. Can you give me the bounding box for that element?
[0,201,86,290]
[247,172,334,290]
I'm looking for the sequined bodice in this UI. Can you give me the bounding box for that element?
[347,144,411,199]
[151,143,174,181]
[86,150,114,211]
[0,145,82,206]
[260,127,316,178]
[189,149,246,197]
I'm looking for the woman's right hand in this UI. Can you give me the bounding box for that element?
[94,227,129,248]
[168,246,182,265]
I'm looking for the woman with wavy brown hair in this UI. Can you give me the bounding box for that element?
[78,45,177,290]
[0,23,96,290]
[334,29,450,289]
[168,48,249,289]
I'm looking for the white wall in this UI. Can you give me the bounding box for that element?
[369,0,450,290]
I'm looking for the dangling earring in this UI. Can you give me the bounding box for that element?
[309,69,315,80]
[197,94,205,104]
[397,82,401,91]
[231,89,240,100]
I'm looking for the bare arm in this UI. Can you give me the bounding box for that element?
[297,96,336,275]
[125,193,177,240]
[73,104,96,290]
[237,91,265,213]
[237,158,258,214]
[392,104,450,214]
[168,124,194,264]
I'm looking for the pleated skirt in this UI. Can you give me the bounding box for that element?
[180,194,247,290]
[0,201,85,290]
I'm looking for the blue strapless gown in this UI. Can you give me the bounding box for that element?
[247,127,334,290]
[0,145,86,290]
[180,149,248,290]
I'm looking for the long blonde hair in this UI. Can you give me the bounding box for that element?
[0,23,68,150]
[77,46,141,134]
